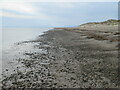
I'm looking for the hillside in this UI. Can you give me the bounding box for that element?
[79,19,120,26]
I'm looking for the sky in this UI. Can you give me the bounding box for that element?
[0,1,118,28]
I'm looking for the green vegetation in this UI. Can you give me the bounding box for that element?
[80,19,120,26]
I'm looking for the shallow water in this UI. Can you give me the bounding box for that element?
[1,28,50,80]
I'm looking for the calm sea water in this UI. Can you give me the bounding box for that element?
[1,28,50,50]
[0,28,51,76]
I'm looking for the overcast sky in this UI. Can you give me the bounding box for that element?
[0,1,118,28]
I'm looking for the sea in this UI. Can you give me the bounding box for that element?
[1,28,51,50]
[0,27,51,79]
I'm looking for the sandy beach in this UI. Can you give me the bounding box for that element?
[1,20,119,88]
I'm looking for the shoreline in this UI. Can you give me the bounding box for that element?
[1,20,119,88]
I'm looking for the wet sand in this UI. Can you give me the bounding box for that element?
[1,23,119,88]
